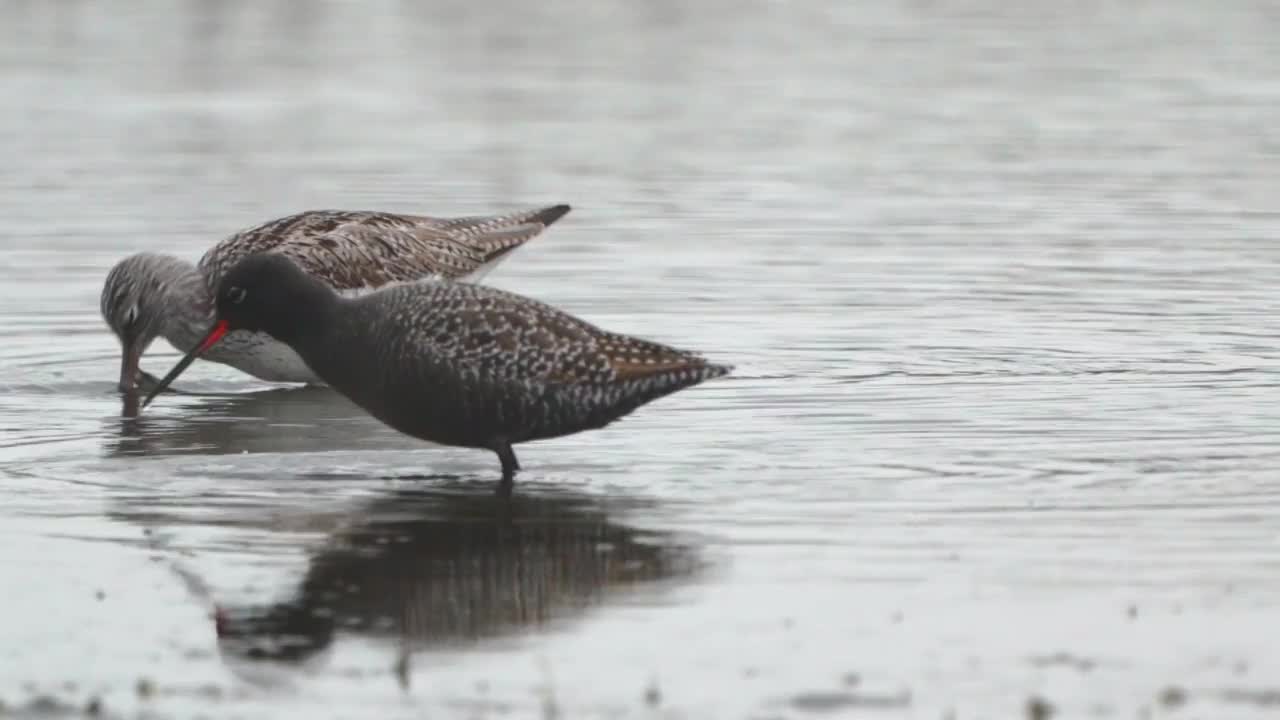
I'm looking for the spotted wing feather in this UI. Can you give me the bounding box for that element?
[319,281,731,447]
[197,205,570,292]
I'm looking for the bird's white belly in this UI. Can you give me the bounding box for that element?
[199,330,323,385]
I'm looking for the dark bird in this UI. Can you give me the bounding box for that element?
[100,204,571,392]
[141,254,732,495]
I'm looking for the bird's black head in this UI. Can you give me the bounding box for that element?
[214,253,332,341]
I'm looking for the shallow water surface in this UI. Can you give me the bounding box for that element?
[3,1,1280,718]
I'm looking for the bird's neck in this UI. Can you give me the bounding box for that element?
[275,292,356,384]
[267,278,343,349]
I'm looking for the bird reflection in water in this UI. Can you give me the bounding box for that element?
[107,386,414,458]
[211,486,700,671]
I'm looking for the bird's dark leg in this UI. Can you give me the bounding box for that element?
[493,441,519,498]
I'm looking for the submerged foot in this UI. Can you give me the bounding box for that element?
[495,474,515,498]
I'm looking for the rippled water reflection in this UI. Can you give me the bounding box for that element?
[3,0,1280,718]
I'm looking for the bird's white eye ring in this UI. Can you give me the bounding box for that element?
[228,287,247,304]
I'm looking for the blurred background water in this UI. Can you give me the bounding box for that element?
[2,0,1280,718]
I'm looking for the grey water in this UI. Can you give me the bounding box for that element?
[2,1,1280,718]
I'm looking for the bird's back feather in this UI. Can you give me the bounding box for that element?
[197,205,570,293]
[300,279,729,447]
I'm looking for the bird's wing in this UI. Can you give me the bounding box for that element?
[382,282,723,388]
[198,205,570,291]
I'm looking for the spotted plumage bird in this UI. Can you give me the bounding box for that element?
[100,204,571,391]
[142,253,731,495]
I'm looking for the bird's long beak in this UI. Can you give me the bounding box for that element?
[140,320,229,410]
[118,343,143,394]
